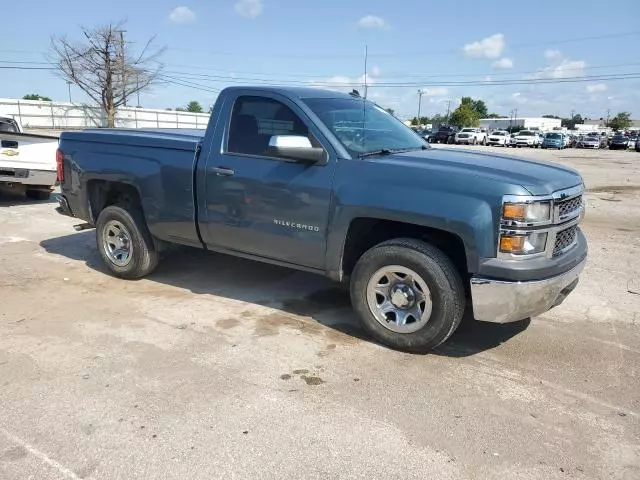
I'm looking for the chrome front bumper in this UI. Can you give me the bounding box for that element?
[470,259,586,323]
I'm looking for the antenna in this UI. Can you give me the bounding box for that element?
[363,45,368,100]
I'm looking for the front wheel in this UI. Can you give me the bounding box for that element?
[96,205,159,279]
[350,238,465,353]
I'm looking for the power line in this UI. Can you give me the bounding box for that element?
[3,58,640,83]
[3,29,640,62]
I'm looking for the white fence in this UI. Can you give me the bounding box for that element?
[0,98,210,130]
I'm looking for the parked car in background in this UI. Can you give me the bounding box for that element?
[487,130,510,146]
[635,136,640,152]
[541,132,565,149]
[433,125,458,144]
[0,116,21,133]
[455,128,487,145]
[508,133,518,147]
[609,134,632,150]
[576,136,601,149]
[629,134,638,150]
[514,130,540,148]
[0,118,59,199]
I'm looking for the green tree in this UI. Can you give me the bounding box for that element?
[449,103,480,128]
[23,93,52,101]
[486,113,504,118]
[458,97,488,119]
[471,99,488,119]
[186,101,203,113]
[542,114,561,119]
[608,112,632,131]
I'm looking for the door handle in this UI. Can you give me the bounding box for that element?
[212,166,235,176]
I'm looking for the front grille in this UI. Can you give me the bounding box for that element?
[557,195,582,220]
[553,225,578,257]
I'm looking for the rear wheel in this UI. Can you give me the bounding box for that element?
[350,238,465,353]
[96,205,159,279]
[25,187,52,201]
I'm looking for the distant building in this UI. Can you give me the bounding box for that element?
[479,117,562,132]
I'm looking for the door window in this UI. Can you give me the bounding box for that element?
[227,96,312,157]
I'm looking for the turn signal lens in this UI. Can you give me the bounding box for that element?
[503,204,526,220]
[500,232,548,255]
[500,235,525,252]
[502,201,551,223]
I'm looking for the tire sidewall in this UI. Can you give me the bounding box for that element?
[350,243,463,352]
[96,205,156,279]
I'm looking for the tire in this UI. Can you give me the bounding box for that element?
[95,204,159,279]
[471,138,477,145]
[447,136,454,145]
[25,187,52,201]
[350,238,465,353]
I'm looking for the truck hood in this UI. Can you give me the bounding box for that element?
[374,147,582,195]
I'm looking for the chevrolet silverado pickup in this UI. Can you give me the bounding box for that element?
[1,117,59,199]
[55,87,587,352]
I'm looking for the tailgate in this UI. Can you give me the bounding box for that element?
[0,132,59,171]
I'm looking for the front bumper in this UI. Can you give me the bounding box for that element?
[470,258,586,323]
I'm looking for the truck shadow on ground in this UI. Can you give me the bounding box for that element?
[40,231,531,357]
[0,189,57,207]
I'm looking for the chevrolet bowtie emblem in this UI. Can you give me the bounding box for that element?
[1,149,19,156]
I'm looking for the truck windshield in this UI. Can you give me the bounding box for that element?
[303,97,425,157]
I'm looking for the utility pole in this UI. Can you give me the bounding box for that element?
[606,108,610,127]
[417,89,424,125]
[67,82,72,103]
[363,45,368,100]
[445,99,451,123]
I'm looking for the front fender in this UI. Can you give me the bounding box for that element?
[326,183,497,277]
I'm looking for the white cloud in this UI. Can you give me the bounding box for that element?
[544,49,561,59]
[357,15,388,29]
[511,92,521,98]
[586,83,607,93]
[370,65,382,77]
[235,0,262,19]
[550,59,587,78]
[168,6,196,24]
[420,87,449,97]
[492,57,513,69]
[526,54,587,80]
[462,34,505,59]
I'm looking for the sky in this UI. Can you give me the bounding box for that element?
[1,0,639,121]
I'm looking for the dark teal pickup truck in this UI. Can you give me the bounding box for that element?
[55,86,587,352]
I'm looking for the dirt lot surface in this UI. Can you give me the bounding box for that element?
[1,146,639,479]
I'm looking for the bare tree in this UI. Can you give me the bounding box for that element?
[51,22,164,127]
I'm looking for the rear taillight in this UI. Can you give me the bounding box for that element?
[56,149,64,182]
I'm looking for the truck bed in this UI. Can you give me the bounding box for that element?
[60,128,206,247]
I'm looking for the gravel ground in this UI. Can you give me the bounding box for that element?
[0,146,639,479]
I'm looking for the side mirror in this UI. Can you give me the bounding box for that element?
[267,135,326,164]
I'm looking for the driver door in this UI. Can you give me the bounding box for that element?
[201,93,336,269]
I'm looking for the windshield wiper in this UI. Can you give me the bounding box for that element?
[359,145,428,158]
[359,148,393,158]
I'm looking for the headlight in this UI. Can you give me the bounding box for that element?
[502,201,551,223]
[499,231,547,255]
